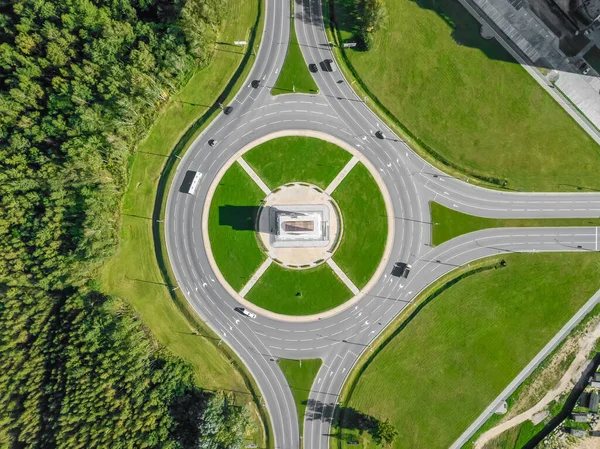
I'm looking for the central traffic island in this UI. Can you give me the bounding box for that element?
[257,183,340,266]
[204,133,393,318]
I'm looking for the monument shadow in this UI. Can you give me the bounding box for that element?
[218,205,262,231]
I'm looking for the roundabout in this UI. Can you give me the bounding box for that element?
[202,132,394,317]
[163,0,600,446]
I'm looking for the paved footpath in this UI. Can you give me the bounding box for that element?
[238,157,271,195]
[239,258,272,297]
[326,258,360,295]
[325,156,359,195]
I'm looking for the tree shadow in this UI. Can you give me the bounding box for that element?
[304,399,386,442]
[170,389,210,449]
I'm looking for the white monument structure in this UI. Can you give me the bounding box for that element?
[269,205,330,248]
[256,183,340,267]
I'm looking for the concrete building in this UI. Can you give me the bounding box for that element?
[568,428,588,437]
[590,392,600,412]
[572,412,589,422]
[579,391,591,408]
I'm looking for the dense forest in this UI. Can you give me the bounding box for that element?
[0,0,250,447]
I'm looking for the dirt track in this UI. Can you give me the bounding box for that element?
[474,321,600,449]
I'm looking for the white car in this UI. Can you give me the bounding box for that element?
[241,308,256,319]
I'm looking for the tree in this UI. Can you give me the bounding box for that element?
[374,418,398,446]
[0,0,251,447]
[355,0,387,50]
[198,392,251,449]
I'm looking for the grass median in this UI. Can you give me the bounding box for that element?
[101,0,270,444]
[335,252,600,449]
[271,1,319,95]
[332,163,387,288]
[278,359,323,435]
[245,263,353,315]
[330,0,600,191]
[431,202,600,246]
[243,136,352,189]
[208,162,267,292]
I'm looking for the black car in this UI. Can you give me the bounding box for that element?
[375,130,385,139]
[223,106,233,115]
[391,262,411,278]
[251,80,260,88]
[208,139,216,146]
[320,59,336,72]
[324,58,337,72]
[309,63,318,73]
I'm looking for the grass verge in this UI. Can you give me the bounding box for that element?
[278,358,323,438]
[208,162,267,292]
[271,0,319,95]
[331,163,387,288]
[245,263,353,315]
[327,0,600,192]
[335,252,600,449]
[101,0,272,445]
[463,305,600,449]
[431,201,600,246]
[243,136,352,189]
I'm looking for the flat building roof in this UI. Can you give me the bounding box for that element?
[283,220,315,232]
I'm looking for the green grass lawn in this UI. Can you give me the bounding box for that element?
[271,2,319,95]
[332,163,387,288]
[465,304,600,449]
[245,263,353,315]
[278,359,323,434]
[101,0,268,444]
[208,162,267,292]
[337,252,600,449]
[331,0,600,192]
[243,136,352,189]
[431,202,600,246]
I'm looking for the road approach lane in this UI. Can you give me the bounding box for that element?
[164,0,600,447]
